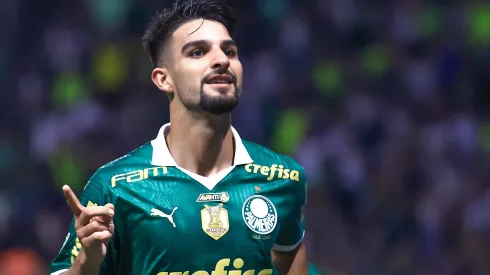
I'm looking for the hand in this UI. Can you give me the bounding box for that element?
[63,185,115,267]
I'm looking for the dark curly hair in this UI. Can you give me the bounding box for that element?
[142,0,236,68]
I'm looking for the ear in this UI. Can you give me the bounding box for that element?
[151,67,174,95]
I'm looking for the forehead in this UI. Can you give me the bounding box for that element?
[171,19,232,47]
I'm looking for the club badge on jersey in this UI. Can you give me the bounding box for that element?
[242,195,277,236]
[201,203,230,240]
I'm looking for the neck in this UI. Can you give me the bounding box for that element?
[167,107,235,177]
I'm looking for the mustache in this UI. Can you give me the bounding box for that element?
[202,68,237,84]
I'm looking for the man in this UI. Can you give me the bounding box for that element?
[51,0,308,274]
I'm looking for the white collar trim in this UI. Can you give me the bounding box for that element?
[151,123,253,167]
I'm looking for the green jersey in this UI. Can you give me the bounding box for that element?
[51,124,307,275]
[308,263,323,275]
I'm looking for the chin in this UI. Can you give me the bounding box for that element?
[199,95,239,115]
[205,85,235,96]
[202,105,238,115]
[199,84,240,115]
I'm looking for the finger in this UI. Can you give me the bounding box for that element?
[63,185,83,217]
[99,203,115,224]
[77,220,111,239]
[87,204,116,224]
[90,215,114,225]
[78,206,114,226]
[80,230,113,248]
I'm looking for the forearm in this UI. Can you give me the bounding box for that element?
[62,250,102,275]
[272,251,289,275]
[284,244,308,275]
[272,242,308,275]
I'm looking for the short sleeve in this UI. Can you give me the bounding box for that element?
[50,176,118,275]
[273,167,307,252]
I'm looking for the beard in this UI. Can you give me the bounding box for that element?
[175,68,240,115]
[198,83,239,115]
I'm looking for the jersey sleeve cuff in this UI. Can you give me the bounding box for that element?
[272,230,305,252]
[51,269,69,275]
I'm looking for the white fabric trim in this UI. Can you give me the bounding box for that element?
[51,269,69,275]
[151,123,177,167]
[177,166,235,190]
[151,123,253,190]
[272,231,305,252]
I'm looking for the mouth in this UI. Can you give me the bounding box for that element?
[204,75,234,85]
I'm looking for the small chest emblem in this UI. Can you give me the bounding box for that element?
[201,203,230,240]
[242,195,277,235]
[196,192,230,203]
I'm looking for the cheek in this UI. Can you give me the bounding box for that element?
[173,69,201,88]
[232,62,243,83]
[175,62,205,80]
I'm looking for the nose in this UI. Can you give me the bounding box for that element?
[210,48,230,70]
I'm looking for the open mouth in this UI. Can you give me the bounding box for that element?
[205,75,234,85]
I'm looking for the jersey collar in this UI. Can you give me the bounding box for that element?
[151,123,253,167]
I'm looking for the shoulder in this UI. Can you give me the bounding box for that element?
[243,140,303,169]
[242,140,306,184]
[89,142,154,186]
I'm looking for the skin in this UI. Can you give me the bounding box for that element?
[61,185,114,275]
[62,19,307,275]
[151,19,241,177]
[272,243,309,275]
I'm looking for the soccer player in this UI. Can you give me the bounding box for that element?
[50,0,308,274]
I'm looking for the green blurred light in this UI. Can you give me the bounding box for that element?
[89,0,131,32]
[0,142,18,173]
[479,122,490,151]
[362,44,390,77]
[271,109,309,155]
[52,72,88,110]
[94,45,129,92]
[313,61,343,97]
[418,4,442,38]
[257,0,287,24]
[469,4,490,46]
[49,149,85,190]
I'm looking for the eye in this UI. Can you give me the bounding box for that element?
[224,49,237,57]
[191,49,204,58]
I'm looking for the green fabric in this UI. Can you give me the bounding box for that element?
[52,140,307,275]
[308,263,323,275]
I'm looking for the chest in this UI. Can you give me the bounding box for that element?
[111,170,292,257]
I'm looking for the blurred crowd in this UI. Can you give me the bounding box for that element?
[1,0,490,274]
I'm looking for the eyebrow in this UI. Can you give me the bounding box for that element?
[181,39,237,54]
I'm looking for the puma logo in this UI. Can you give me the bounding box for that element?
[150,207,178,228]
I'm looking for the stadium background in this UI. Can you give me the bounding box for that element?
[1,0,490,274]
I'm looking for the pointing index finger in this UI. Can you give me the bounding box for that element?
[63,185,83,217]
